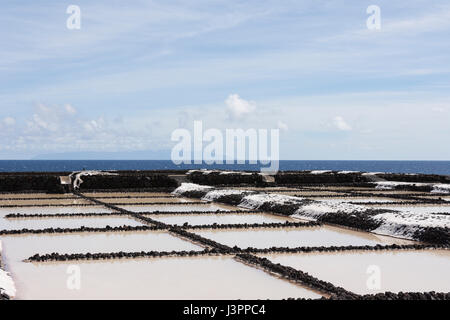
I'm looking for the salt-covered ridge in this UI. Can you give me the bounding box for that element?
[374,181,450,194]
[0,240,16,299]
[173,183,450,244]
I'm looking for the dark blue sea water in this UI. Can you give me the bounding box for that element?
[0,160,449,175]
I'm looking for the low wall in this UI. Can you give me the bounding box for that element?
[187,172,263,186]
[78,174,178,190]
[275,172,369,184]
[0,175,64,193]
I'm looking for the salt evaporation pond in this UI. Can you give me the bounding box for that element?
[270,191,345,196]
[120,203,236,213]
[1,230,202,258]
[145,212,294,226]
[9,257,322,300]
[0,199,92,206]
[261,249,450,294]
[0,230,212,299]
[101,197,202,204]
[0,206,115,216]
[84,192,172,198]
[0,193,76,199]
[194,225,414,249]
[0,215,144,231]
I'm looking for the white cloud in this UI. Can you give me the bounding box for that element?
[65,104,77,115]
[3,117,15,126]
[277,120,288,131]
[0,103,176,155]
[333,116,352,131]
[225,94,256,119]
[432,106,447,113]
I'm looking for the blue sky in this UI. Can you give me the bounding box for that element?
[0,0,449,160]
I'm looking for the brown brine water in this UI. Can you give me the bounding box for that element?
[194,225,414,249]
[146,213,294,226]
[261,249,450,294]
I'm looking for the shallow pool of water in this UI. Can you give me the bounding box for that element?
[261,249,450,294]
[84,192,172,198]
[194,225,414,249]
[146,213,294,226]
[9,256,322,300]
[0,215,144,231]
[101,197,201,204]
[120,203,236,213]
[0,193,76,199]
[0,206,115,216]
[0,199,92,206]
[271,191,346,196]
[1,230,202,261]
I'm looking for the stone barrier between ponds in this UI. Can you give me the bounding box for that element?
[0,201,207,208]
[241,243,449,254]
[27,244,448,263]
[26,244,448,262]
[27,249,223,262]
[353,291,450,300]
[0,225,162,235]
[288,291,450,300]
[5,212,131,218]
[102,201,208,206]
[4,210,263,219]
[142,210,262,215]
[182,221,321,230]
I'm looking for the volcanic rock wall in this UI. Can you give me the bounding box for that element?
[77,174,178,190]
[275,172,370,185]
[0,172,179,193]
[0,175,64,193]
[187,171,263,186]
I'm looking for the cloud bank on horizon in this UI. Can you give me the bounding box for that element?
[0,0,449,160]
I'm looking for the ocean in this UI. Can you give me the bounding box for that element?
[0,160,449,175]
